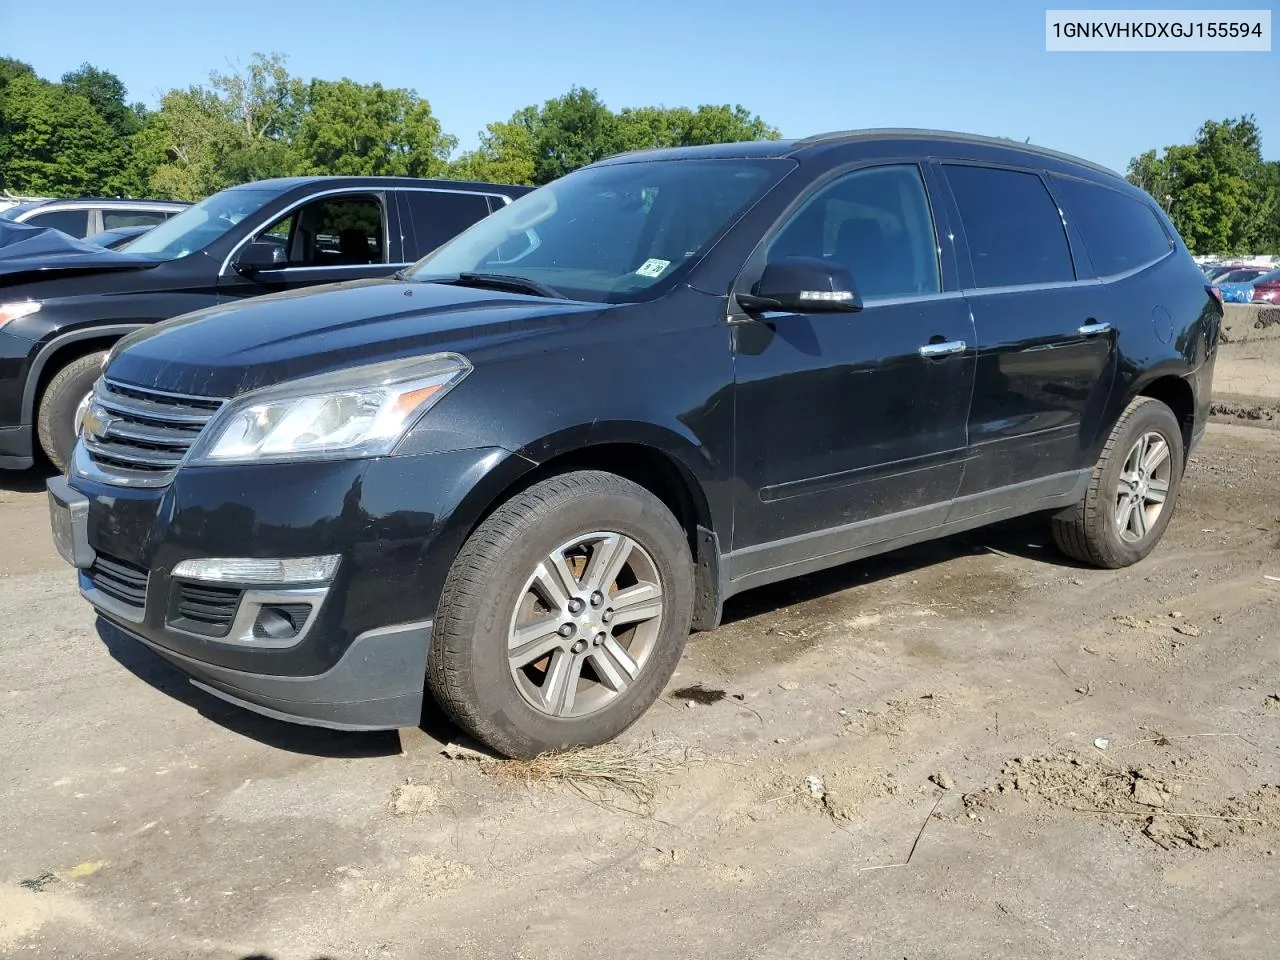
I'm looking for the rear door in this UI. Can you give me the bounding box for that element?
[935,162,1116,504]
[218,191,402,300]
[399,188,496,261]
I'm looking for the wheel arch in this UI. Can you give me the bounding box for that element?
[1134,372,1196,457]
[447,430,726,631]
[22,324,143,425]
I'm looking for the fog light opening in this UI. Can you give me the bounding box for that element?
[252,602,314,641]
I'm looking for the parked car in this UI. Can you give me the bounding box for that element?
[1205,263,1247,281]
[0,198,188,240]
[1213,267,1272,303]
[1250,268,1280,303]
[87,224,155,250]
[0,175,531,471]
[48,130,1219,758]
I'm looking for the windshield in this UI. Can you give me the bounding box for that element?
[120,188,279,259]
[405,158,792,303]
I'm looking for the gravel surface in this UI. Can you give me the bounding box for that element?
[2,423,1278,960]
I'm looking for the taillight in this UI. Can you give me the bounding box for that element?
[1206,285,1224,311]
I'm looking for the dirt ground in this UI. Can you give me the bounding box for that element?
[3,315,1279,959]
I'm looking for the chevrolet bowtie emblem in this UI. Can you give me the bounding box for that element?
[79,404,117,442]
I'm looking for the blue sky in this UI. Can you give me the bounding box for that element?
[4,0,1277,173]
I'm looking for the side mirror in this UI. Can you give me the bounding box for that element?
[234,241,287,277]
[738,256,863,314]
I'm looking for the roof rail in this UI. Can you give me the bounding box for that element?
[793,128,1122,177]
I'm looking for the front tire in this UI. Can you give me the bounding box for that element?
[1052,397,1185,568]
[37,351,106,472]
[428,471,695,759]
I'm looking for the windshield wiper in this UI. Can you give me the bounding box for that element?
[451,272,565,299]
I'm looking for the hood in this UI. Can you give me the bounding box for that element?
[0,221,156,285]
[108,277,606,398]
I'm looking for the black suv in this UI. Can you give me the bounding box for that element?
[48,130,1220,758]
[0,176,530,471]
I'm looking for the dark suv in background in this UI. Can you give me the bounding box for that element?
[49,130,1219,758]
[0,175,530,470]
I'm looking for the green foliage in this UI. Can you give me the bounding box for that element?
[450,88,781,186]
[1127,116,1279,255]
[0,73,125,195]
[0,56,783,200]
[61,63,143,138]
[291,78,456,177]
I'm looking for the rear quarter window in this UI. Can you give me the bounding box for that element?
[403,190,493,258]
[1052,176,1172,277]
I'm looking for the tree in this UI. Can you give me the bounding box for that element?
[1128,116,1278,254]
[449,89,782,186]
[207,52,303,182]
[0,74,124,195]
[130,87,240,201]
[60,63,143,139]
[291,78,455,177]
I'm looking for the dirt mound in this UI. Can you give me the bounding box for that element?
[1220,304,1280,344]
[1210,399,1280,423]
[962,754,1278,852]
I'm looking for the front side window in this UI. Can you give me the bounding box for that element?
[25,208,90,237]
[767,165,941,300]
[125,188,279,260]
[1051,176,1171,277]
[254,195,386,267]
[944,165,1075,288]
[405,158,793,304]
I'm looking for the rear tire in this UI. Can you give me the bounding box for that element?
[1052,397,1184,569]
[427,470,695,759]
[37,351,106,472]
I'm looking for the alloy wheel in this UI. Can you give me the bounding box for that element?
[507,531,664,718]
[1114,430,1172,543]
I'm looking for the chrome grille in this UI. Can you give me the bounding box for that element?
[78,378,224,487]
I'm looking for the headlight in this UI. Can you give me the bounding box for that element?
[186,353,472,465]
[0,301,40,330]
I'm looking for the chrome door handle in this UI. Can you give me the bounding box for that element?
[918,340,966,358]
[1078,321,1112,336]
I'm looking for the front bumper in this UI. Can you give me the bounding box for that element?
[50,445,525,729]
[99,615,431,730]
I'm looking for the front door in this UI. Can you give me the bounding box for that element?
[729,163,976,587]
[935,163,1117,500]
[218,192,400,301]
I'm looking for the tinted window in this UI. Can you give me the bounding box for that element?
[102,210,169,230]
[1220,269,1266,283]
[1052,176,1171,276]
[944,165,1074,287]
[25,208,90,237]
[405,191,493,256]
[768,164,940,300]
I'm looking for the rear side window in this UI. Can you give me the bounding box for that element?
[403,191,492,257]
[102,210,170,230]
[944,165,1074,288]
[24,208,90,237]
[1052,176,1171,276]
